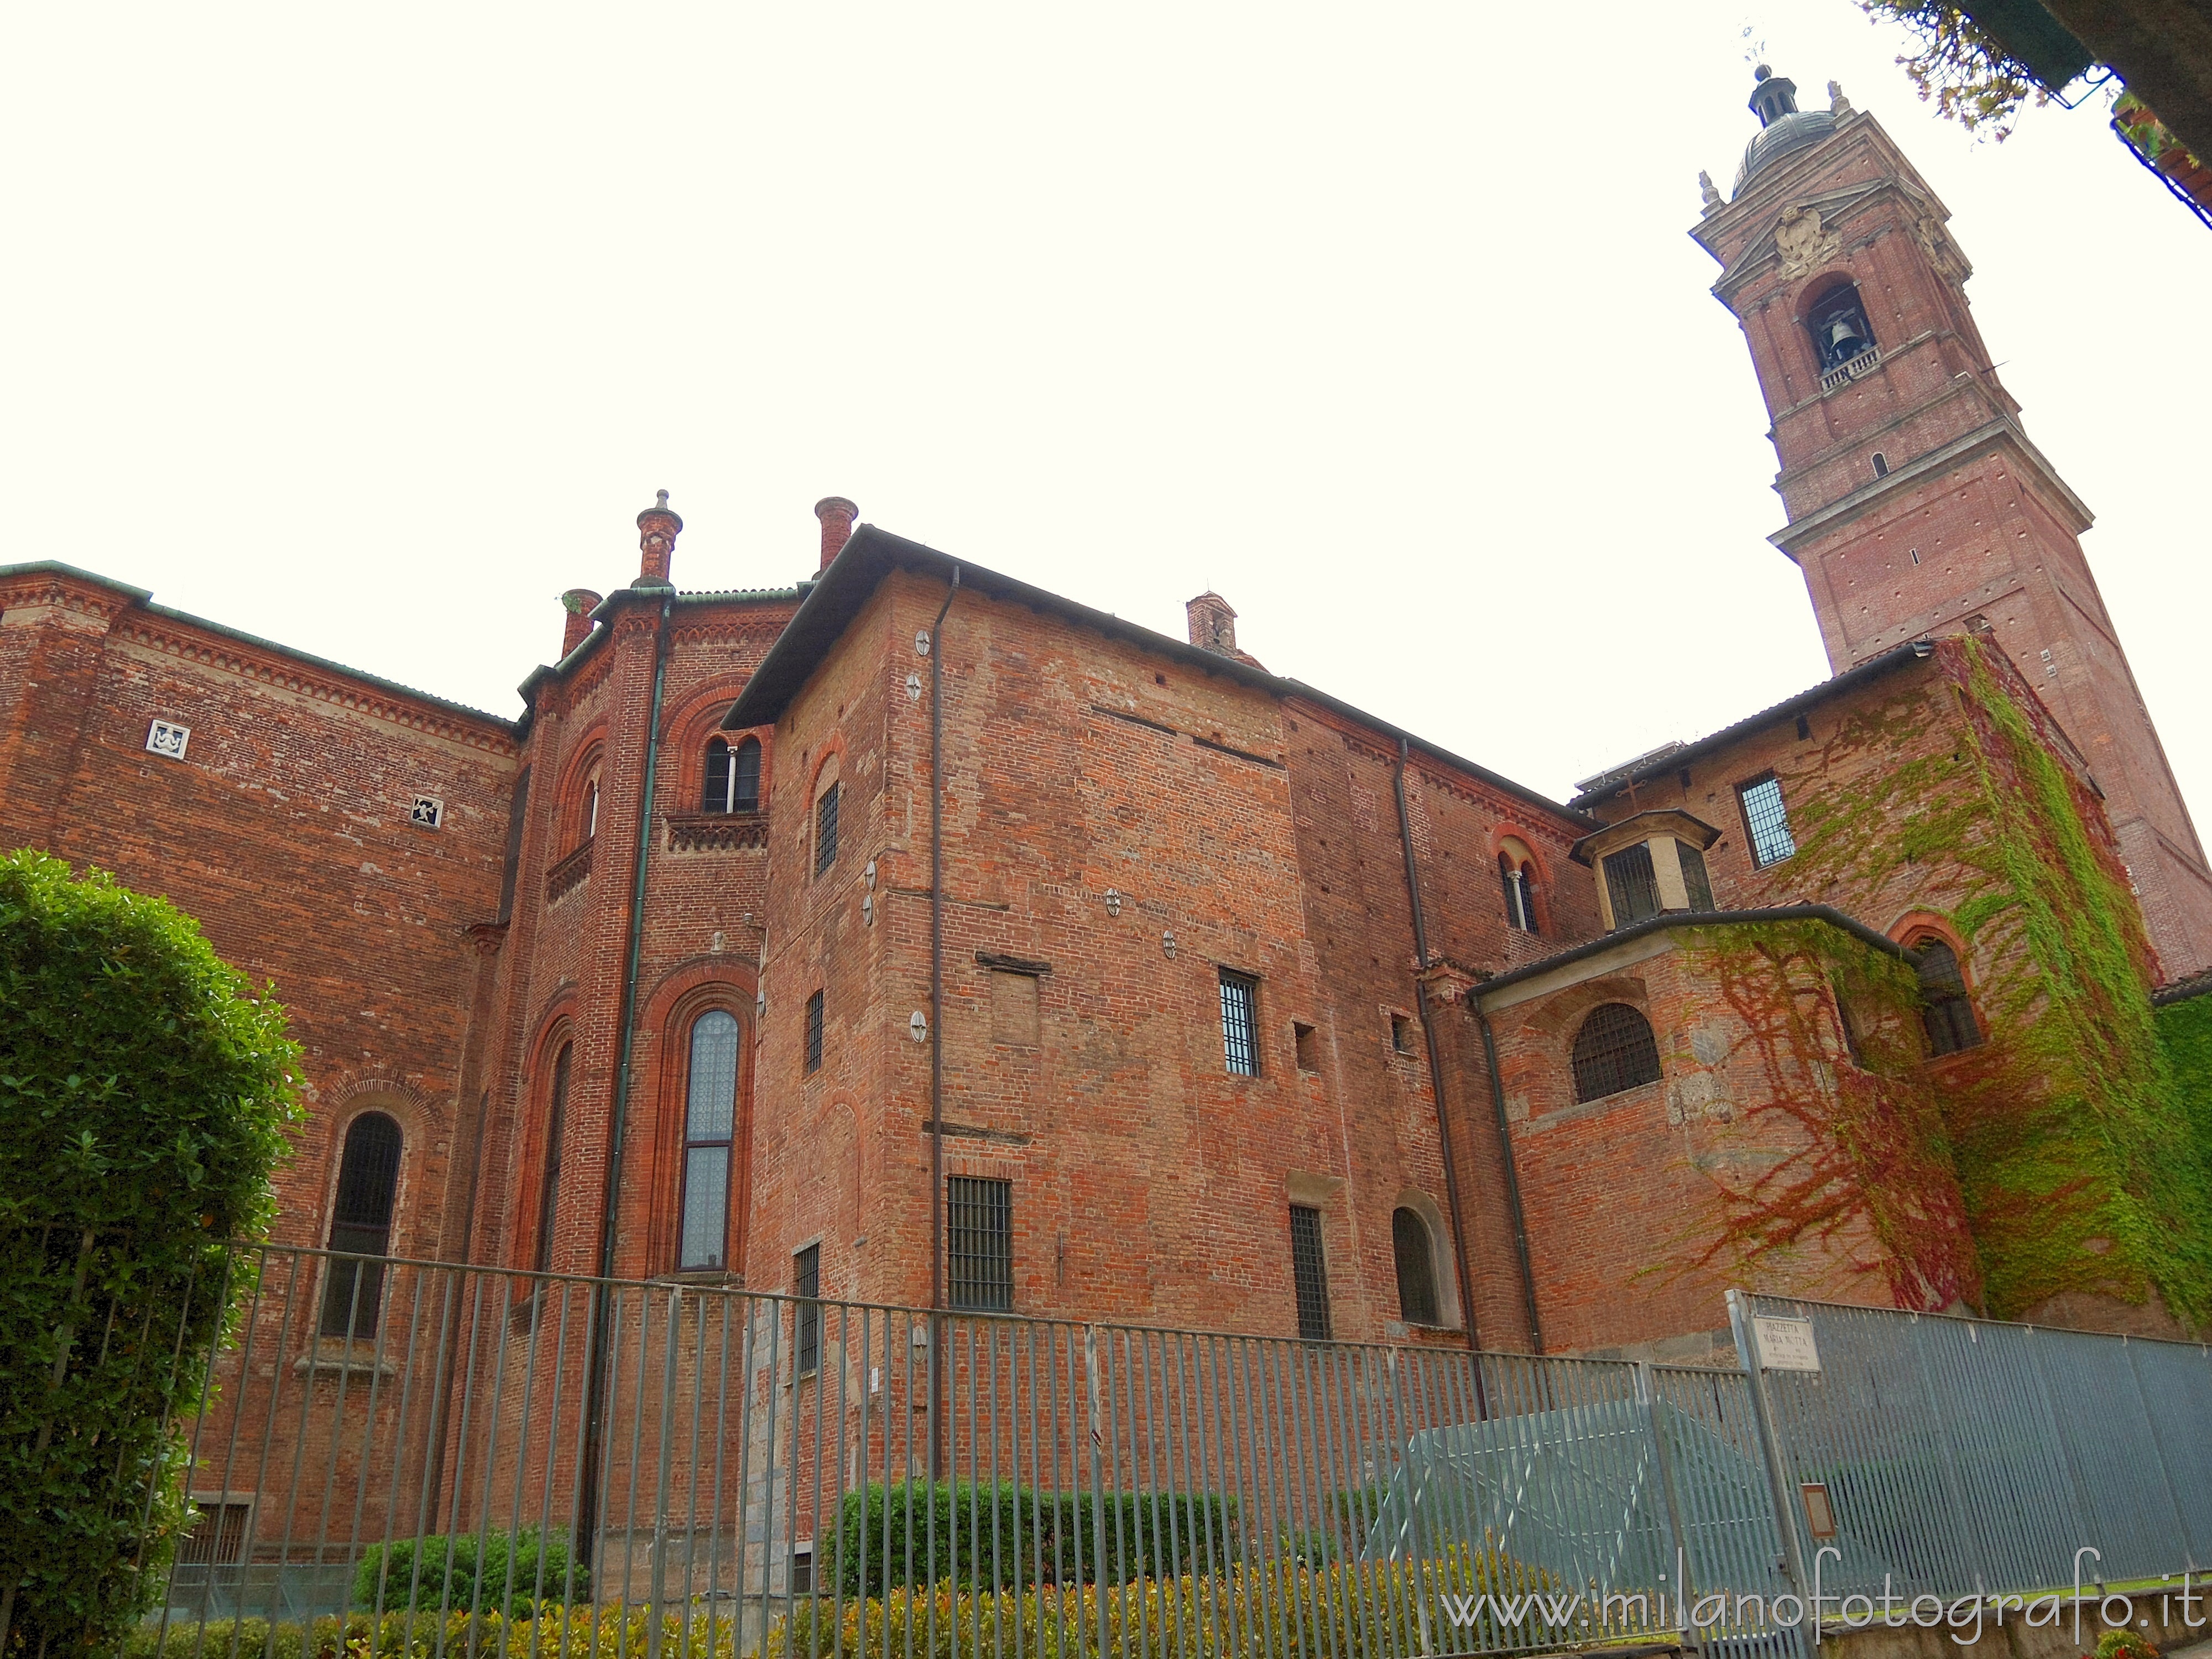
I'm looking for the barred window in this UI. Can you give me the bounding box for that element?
[1219,970,1260,1076]
[1738,774,1797,868]
[804,990,825,1075]
[1392,1207,1440,1327]
[1678,842,1718,911]
[1571,1003,1662,1103]
[814,782,841,877]
[794,1243,821,1376]
[947,1177,1013,1312]
[177,1500,253,1565]
[1288,1205,1332,1341]
[678,1011,739,1271]
[322,1112,401,1338]
[1914,940,1983,1056]
[1604,842,1661,928]
[531,1043,571,1275]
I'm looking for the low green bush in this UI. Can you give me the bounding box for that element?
[352,1527,588,1621]
[830,1483,1240,1598]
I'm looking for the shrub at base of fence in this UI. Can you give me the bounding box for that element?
[127,1604,738,1659]
[351,1528,589,1622]
[831,1481,1240,1598]
[773,1550,1555,1659]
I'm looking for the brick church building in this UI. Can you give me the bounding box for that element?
[4,69,2207,1381]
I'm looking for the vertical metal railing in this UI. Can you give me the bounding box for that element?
[1735,1290,2212,1608]
[55,1244,2209,1659]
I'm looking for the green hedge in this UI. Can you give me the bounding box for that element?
[1,852,301,1656]
[352,1528,589,1622]
[830,1483,1240,1598]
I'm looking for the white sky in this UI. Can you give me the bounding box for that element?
[3,4,2205,812]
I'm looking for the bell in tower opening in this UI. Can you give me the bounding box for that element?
[1806,282,1875,371]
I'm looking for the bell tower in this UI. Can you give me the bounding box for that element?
[1694,68,2212,977]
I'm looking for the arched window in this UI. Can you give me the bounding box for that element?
[1571,1004,1662,1104]
[1499,852,1538,935]
[1807,283,1876,371]
[582,774,601,842]
[678,1009,741,1271]
[1913,940,1983,1056]
[1392,1207,1440,1326]
[532,1043,571,1275]
[703,735,763,814]
[321,1112,402,1338]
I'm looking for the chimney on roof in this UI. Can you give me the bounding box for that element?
[560,589,602,658]
[1186,592,1238,656]
[635,490,681,587]
[815,497,858,570]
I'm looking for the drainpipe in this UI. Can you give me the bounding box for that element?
[926,568,960,1485]
[1392,738,1482,1358]
[1474,999,1544,1353]
[575,590,674,1570]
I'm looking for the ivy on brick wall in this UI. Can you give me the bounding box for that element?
[1672,919,1979,1312]
[2154,993,2212,1182]
[1667,639,2212,1328]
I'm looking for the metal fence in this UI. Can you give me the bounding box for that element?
[33,1243,2209,1657]
[1730,1289,2212,1603]
[123,1245,1807,1658]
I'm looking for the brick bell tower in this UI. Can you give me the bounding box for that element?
[1693,67,2212,976]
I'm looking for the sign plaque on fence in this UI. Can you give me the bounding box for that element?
[1801,1481,1838,1538]
[1754,1314,1823,1371]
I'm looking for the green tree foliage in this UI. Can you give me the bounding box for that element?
[0,851,301,1655]
[1859,2,2049,138]
[352,1530,588,1623]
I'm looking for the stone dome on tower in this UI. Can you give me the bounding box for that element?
[1733,66,1837,194]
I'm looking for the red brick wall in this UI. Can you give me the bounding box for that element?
[1695,107,2212,975]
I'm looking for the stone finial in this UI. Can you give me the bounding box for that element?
[815,497,859,571]
[635,491,682,588]
[559,588,603,658]
[1828,79,1853,114]
[1186,591,1238,656]
[1699,169,1723,211]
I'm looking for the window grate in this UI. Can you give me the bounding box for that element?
[814,784,840,876]
[322,1113,401,1338]
[1678,841,1717,911]
[1571,1003,1662,1103]
[679,1013,738,1270]
[804,991,824,1075]
[178,1500,252,1565]
[1603,842,1661,927]
[533,1044,571,1275]
[1391,1207,1439,1327]
[1219,971,1260,1076]
[1914,941,1983,1056]
[1501,857,1538,934]
[734,738,761,811]
[1288,1206,1331,1341]
[1739,775,1797,868]
[947,1177,1013,1312]
[794,1244,820,1376]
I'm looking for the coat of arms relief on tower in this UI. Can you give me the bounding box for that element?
[1774,204,1840,278]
